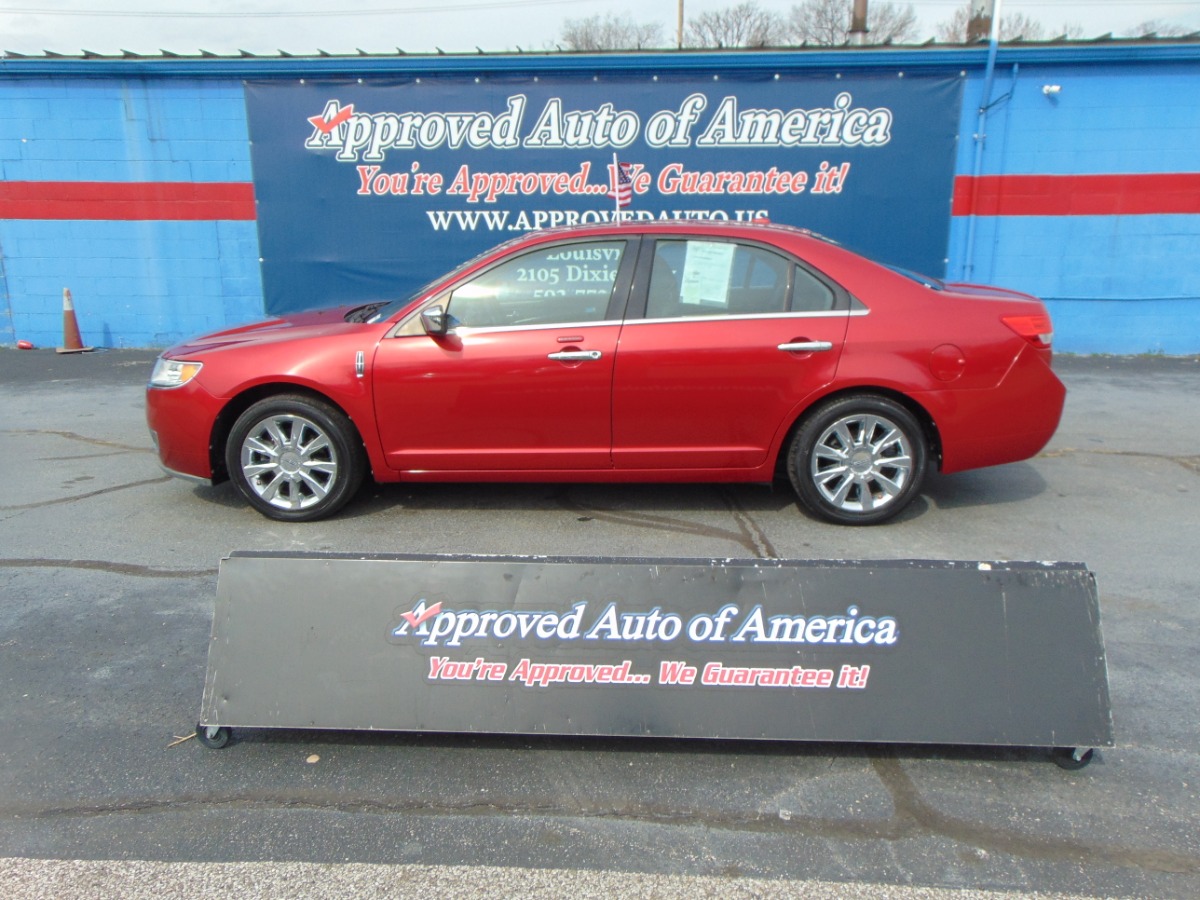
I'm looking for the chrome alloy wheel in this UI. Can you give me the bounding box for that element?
[809,412,915,515]
[238,412,339,512]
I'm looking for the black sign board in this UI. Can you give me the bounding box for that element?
[200,553,1113,749]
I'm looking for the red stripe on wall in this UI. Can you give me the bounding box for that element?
[8,175,1197,220]
[953,173,1200,216]
[0,181,257,220]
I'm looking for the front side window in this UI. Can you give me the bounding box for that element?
[447,241,625,328]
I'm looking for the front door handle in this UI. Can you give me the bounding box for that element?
[778,341,833,353]
[547,350,603,361]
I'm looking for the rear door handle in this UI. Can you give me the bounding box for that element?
[547,350,603,361]
[778,341,833,353]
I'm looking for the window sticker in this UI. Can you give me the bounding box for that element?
[679,241,735,306]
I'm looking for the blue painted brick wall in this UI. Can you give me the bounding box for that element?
[948,61,1200,354]
[3,219,263,347]
[3,54,1199,353]
[0,76,263,348]
[0,77,252,182]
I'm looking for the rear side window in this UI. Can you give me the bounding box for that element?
[791,265,836,312]
[646,240,792,319]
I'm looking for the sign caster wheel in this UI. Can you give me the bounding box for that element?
[1053,746,1094,770]
[196,724,232,749]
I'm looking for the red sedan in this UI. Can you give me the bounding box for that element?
[146,221,1064,525]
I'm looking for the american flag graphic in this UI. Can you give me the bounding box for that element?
[608,160,633,208]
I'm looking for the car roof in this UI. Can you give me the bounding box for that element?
[524,220,839,246]
[502,220,858,274]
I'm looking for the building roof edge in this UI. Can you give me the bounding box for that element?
[3,41,1199,78]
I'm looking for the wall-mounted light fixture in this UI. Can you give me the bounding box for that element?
[1042,84,1062,96]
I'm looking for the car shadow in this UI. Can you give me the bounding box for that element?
[921,462,1049,511]
[350,480,801,519]
[351,464,1048,521]
[189,463,1049,523]
[202,725,1079,770]
[188,480,247,509]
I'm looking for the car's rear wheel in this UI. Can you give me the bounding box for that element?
[225,394,365,522]
[788,395,927,525]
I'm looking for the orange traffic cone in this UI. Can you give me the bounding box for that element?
[57,288,93,354]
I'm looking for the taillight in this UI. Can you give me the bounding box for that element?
[1002,313,1053,349]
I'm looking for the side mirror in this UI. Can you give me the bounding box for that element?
[420,304,450,336]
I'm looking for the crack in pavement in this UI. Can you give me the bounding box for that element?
[37,450,149,461]
[1041,447,1200,475]
[1,430,165,511]
[4,754,1195,876]
[720,488,779,561]
[556,487,779,560]
[0,558,217,578]
[870,753,1197,874]
[0,475,170,511]
[3,428,153,454]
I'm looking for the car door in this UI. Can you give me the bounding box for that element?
[371,238,635,473]
[611,236,849,471]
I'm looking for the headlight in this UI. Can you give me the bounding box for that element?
[149,358,203,388]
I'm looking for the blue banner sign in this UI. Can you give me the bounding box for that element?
[246,72,963,315]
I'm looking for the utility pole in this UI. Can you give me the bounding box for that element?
[967,0,994,42]
[849,0,869,46]
[678,0,684,49]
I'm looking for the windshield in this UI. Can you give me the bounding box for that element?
[363,273,452,324]
[364,235,531,324]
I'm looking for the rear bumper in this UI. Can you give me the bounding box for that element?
[918,347,1066,474]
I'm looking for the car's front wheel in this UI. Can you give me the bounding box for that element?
[225,394,365,522]
[787,395,927,525]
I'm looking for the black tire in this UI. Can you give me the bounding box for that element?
[225,394,365,522]
[787,394,928,525]
[196,724,231,749]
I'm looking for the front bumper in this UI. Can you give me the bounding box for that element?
[145,381,224,482]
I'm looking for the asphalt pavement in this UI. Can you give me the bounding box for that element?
[0,348,1197,898]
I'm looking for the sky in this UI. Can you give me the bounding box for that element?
[0,1,1197,57]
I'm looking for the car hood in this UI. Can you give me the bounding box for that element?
[164,304,368,356]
